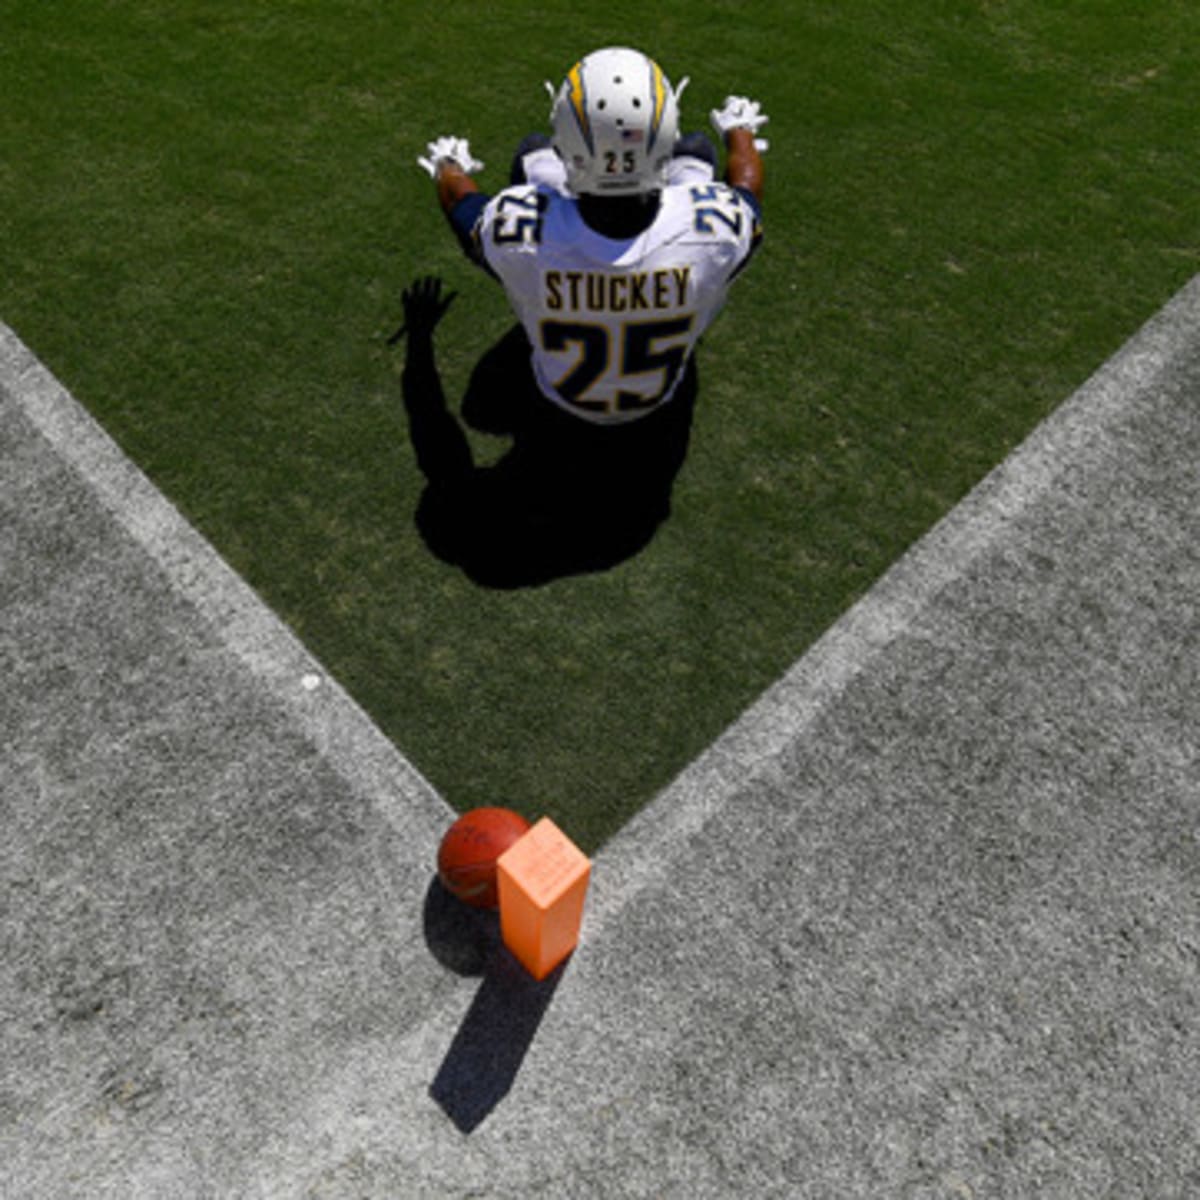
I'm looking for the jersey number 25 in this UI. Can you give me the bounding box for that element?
[541,316,694,415]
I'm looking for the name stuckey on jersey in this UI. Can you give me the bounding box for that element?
[543,266,692,315]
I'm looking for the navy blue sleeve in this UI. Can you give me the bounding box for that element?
[446,192,490,262]
[733,185,762,221]
[729,186,763,281]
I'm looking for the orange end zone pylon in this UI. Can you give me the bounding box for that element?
[497,817,591,981]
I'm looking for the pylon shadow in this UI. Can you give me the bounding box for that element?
[424,877,565,1133]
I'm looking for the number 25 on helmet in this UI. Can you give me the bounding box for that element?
[550,46,681,197]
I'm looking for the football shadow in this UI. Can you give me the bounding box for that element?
[404,322,698,589]
[422,875,495,978]
[423,877,565,1133]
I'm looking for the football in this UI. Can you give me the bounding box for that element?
[437,807,532,909]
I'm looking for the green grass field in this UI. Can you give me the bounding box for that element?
[3,2,1197,851]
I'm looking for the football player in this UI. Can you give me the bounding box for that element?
[416,46,767,428]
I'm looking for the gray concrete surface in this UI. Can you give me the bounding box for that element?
[2,274,1198,1198]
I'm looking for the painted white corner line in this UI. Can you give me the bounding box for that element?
[0,322,453,837]
[589,271,1200,925]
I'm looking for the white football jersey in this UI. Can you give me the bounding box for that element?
[473,181,762,423]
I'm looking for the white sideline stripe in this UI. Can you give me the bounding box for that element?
[0,323,453,841]
[589,271,1200,927]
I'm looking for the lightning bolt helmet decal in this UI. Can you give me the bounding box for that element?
[566,61,593,155]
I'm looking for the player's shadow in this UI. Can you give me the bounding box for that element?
[403,315,697,589]
[423,877,564,1133]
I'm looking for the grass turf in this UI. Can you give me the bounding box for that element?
[2,1,1197,851]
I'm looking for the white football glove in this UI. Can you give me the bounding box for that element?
[417,136,484,179]
[710,95,769,137]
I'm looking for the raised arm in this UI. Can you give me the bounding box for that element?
[417,136,490,259]
[434,162,479,213]
[723,128,764,203]
[710,96,769,204]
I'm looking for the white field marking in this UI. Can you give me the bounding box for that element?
[0,323,453,843]
[587,270,1200,934]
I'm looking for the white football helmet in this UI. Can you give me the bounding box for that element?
[550,47,680,196]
